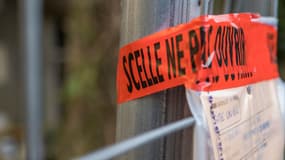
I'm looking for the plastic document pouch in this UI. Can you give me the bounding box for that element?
[187,79,284,160]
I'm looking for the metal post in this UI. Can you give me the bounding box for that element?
[117,0,200,160]
[201,0,210,15]
[192,1,213,160]
[273,0,278,17]
[21,0,44,159]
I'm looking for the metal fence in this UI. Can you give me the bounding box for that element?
[21,0,279,160]
[74,0,278,160]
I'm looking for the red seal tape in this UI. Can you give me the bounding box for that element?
[117,13,278,104]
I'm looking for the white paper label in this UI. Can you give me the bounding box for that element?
[188,79,284,160]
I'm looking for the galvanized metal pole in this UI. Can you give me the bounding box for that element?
[117,0,200,160]
[21,0,44,159]
[192,1,213,160]
[201,0,210,15]
[273,0,278,17]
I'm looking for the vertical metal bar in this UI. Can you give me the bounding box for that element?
[117,0,200,160]
[117,1,170,159]
[273,0,278,18]
[21,0,44,159]
[223,0,232,13]
[191,1,213,160]
[201,0,210,15]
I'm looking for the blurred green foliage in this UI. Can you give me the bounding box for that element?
[46,0,120,159]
